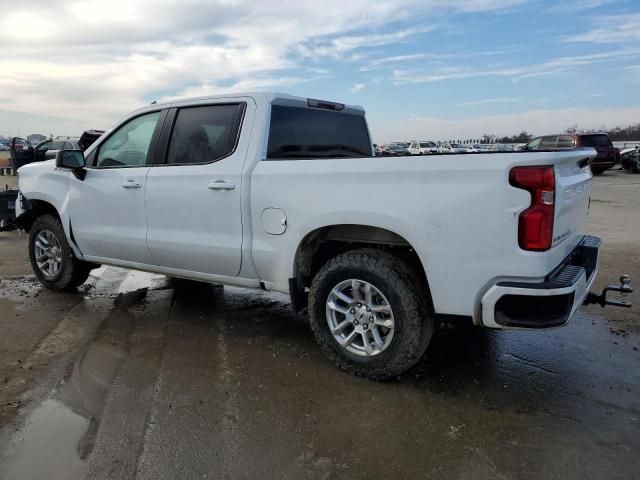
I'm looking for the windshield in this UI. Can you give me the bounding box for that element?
[580,134,612,148]
[420,142,435,148]
[451,144,463,148]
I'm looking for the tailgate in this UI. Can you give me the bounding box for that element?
[549,149,594,266]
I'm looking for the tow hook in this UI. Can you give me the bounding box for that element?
[584,275,633,308]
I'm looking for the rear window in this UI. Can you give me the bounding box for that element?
[267,105,371,159]
[580,134,612,147]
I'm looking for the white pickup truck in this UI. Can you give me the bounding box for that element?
[9,92,632,379]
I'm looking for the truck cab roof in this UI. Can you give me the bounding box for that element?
[143,92,365,115]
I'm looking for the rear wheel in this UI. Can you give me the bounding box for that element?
[591,167,605,175]
[309,249,433,379]
[29,214,91,290]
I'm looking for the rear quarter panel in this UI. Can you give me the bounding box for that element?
[249,150,594,319]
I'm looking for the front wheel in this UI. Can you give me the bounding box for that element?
[309,249,434,380]
[29,214,92,290]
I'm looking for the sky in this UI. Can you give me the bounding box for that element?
[0,0,639,142]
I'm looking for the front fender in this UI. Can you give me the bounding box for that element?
[17,164,85,259]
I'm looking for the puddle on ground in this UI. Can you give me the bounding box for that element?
[1,399,88,480]
[0,284,144,480]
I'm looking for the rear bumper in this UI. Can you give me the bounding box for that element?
[481,236,600,329]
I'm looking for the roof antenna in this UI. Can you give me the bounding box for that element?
[150,100,157,104]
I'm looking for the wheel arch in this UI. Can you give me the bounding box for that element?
[20,196,84,260]
[18,198,61,232]
[291,224,431,312]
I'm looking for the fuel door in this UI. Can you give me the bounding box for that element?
[262,208,287,235]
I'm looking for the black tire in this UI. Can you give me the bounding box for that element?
[591,167,605,175]
[308,249,434,380]
[29,214,91,290]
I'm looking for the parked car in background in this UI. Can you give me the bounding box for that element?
[439,143,467,153]
[78,129,105,151]
[408,141,438,155]
[10,137,80,171]
[0,142,11,151]
[380,144,410,156]
[620,145,640,173]
[499,144,515,152]
[9,132,105,171]
[525,133,617,175]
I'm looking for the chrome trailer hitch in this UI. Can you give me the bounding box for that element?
[584,275,633,308]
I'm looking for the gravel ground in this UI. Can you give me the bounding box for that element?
[0,168,638,480]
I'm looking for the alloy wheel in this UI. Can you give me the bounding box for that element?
[325,278,395,357]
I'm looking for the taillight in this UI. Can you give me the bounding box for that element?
[509,166,555,251]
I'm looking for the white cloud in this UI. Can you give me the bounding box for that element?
[323,28,435,55]
[566,13,640,44]
[162,76,310,102]
[547,0,616,13]
[361,54,430,71]
[371,106,640,142]
[392,50,640,84]
[0,0,436,132]
[457,97,519,106]
[446,0,528,12]
[5,0,529,134]
[350,83,366,93]
[361,48,518,71]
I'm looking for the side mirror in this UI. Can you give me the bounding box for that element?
[56,150,86,180]
[56,150,85,169]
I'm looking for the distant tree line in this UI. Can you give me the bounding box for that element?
[476,123,640,144]
[588,123,640,141]
[480,131,533,144]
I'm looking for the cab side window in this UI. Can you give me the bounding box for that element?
[539,136,558,149]
[556,135,575,148]
[96,112,160,168]
[166,104,244,165]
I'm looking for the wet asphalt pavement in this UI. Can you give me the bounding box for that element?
[0,170,639,480]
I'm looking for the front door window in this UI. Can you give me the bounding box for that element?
[96,112,160,168]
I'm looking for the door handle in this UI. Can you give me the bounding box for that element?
[122,180,142,189]
[208,180,235,191]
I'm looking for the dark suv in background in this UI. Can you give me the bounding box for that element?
[525,133,618,174]
[10,137,80,171]
[10,130,103,171]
